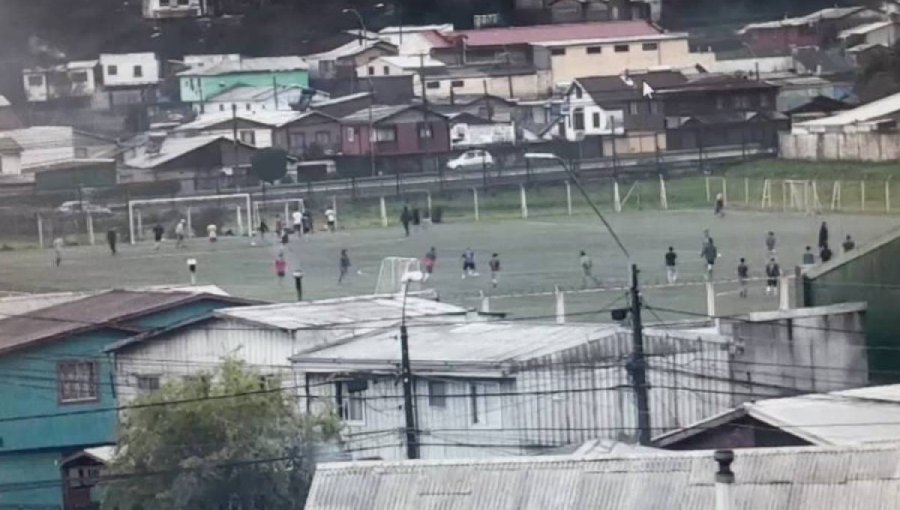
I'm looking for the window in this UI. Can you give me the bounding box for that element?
[239,130,256,145]
[451,80,465,88]
[586,46,603,54]
[592,112,601,128]
[716,96,725,110]
[107,65,117,76]
[629,101,640,115]
[418,122,434,139]
[469,382,501,428]
[572,108,585,130]
[428,381,447,407]
[177,0,189,5]
[574,86,582,99]
[245,103,252,111]
[27,75,44,87]
[338,381,366,423]
[614,44,630,53]
[426,81,440,89]
[550,48,566,56]
[642,42,658,51]
[760,94,770,108]
[734,95,751,109]
[136,375,160,395]
[315,130,331,146]
[70,71,88,83]
[290,132,307,148]
[374,127,396,142]
[133,65,143,78]
[346,127,355,143]
[649,101,660,114]
[383,66,390,75]
[367,66,374,76]
[58,360,98,403]
[219,104,225,111]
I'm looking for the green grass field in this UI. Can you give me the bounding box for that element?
[1,209,897,324]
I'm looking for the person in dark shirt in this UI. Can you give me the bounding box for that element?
[700,238,718,277]
[400,205,411,237]
[107,228,117,255]
[765,258,781,296]
[665,247,678,284]
[842,235,855,252]
[801,246,815,268]
[737,258,749,298]
[818,221,829,249]
[338,249,351,284]
[765,231,776,255]
[489,253,501,288]
[820,244,833,263]
[152,224,165,250]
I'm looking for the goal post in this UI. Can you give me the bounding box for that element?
[781,180,820,214]
[253,198,305,229]
[375,257,422,295]
[127,193,252,244]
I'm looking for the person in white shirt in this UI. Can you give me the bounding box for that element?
[325,208,336,232]
[52,237,64,267]
[207,223,218,243]
[291,209,303,237]
[175,219,186,249]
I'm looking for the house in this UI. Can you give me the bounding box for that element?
[305,38,397,82]
[292,322,734,460]
[103,295,474,406]
[419,64,553,101]
[22,60,99,104]
[799,227,900,384]
[339,104,451,162]
[177,56,310,111]
[142,0,208,19]
[0,136,23,177]
[655,384,900,450]
[194,84,322,114]
[514,0,661,23]
[306,444,900,510]
[424,20,714,86]
[98,53,162,107]
[378,24,454,55]
[356,55,446,82]
[0,95,22,130]
[447,112,516,149]
[738,7,886,54]
[0,289,255,510]
[839,19,900,49]
[120,134,257,192]
[784,95,852,123]
[173,110,342,157]
[309,92,375,118]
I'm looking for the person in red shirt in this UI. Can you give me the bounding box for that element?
[275,254,287,285]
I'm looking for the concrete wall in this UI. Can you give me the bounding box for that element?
[420,71,552,100]
[100,53,160,87]
[780,132,900,162]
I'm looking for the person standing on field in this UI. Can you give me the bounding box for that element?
[292,209,303,237]
[737,258,749,298]
[818,221,829,249]
[275,253,287,285]
[489,253,501,288]
[175,219,187,249]
[325,207,336,232]
[107,228,118,255]
[338,249,351,284]
[52,237,64,267]
[765,231,776,255]
[422,246,437,281]
[462,248,478,279]
[400,205,411,237]
[700,238,718,277]
[580,250,601,288]
[714,193,725,217]
[801,246,815,270]
[207,223,218,243]
[665,246,678,284]
[765,258,781,296]
[152,224,165,250]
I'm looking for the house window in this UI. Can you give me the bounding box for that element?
[107,65,118,76]
[374,127,396,142]
[219,104,225,111]
[368,66,375,76]
[614,44,630,53]
[735,95,751,109]
[716,96,725,110]
[426,81,440,89]
[418,122,434,139]
[572,108,585,130]
[469,382,501,428]
[346,127,356,143]
[642,42,659,51]
[290,132,307,148]
[451,80,465,88]
[245,104,252,111]
[428,380,447,408]
[70,71,88,83]
[339,382,366,423]
[383,66,390,75]
[136,375,160,395]
[239,130,256,145]
[58,360,99,403]
[629,101,640,115]
[760,94,770,108]
[550,48,566,56]
[27,75,44,87]
[592,112,601,128]
[133,65,143,78]
[315,130,331,146]
[574,86,582,99]
[586,46,603,54]
[649,101,660,114]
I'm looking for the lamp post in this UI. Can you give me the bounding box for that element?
[293,270,304,301]
[399,269,425,459]
[186,258,197,285]
[342,3,385,49]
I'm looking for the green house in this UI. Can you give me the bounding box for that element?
[178,56,309,106]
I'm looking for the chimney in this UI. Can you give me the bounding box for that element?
[714,450,735,510]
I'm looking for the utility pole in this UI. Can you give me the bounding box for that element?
[399,323,419,459]
[418,53,433,177]
[628,263,651,445]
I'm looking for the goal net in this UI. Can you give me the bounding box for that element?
[782,180,820,214]
[253,199,305,230]
[375,257,423,295]
[127,194,252,244]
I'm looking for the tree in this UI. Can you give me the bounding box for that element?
[102,360,340,510]
[251,148,289,184]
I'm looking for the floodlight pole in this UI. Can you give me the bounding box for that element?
[400,280,420,459]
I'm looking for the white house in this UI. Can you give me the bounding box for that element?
[2,127,76,169]
[356,55,446,80]
[22,60,98,103]
[448,112,516,148]
[142,0,208,19]
[99,53,161,88]
[378,24,453,55]
[104,295,476,405]
[197,84,320,114]
[0,137,23,176]
[839,19,900,48]
[292,322,734,460]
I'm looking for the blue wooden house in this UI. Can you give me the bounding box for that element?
[0,290,256,510]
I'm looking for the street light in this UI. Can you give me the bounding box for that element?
[342,3,385,49]
[398,269,424,460]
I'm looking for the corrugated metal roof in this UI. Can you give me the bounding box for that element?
[795,90,900,129]
[0,136,23,153]
[178,56,309,76]
[0,290,202,356]
[306,444,900,510]
[215,295,469,331]
[174,110,329,131]
[839,20,897,38]
[124,135,253,169]
[340,104,423,124]
[379,55,446,69]
[0,291,97,317]
[739,7,876,33]
[427,20,661,48]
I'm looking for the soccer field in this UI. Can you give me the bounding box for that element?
[0,209,896,323]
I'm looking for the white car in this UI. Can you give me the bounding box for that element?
[447,149,494,171]
[56,201,112,215]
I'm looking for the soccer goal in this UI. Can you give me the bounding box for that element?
[127,193,252,244]
[253,198,305,229]
[375,257,423,295]
[781,180,821,214]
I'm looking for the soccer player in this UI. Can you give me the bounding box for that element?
[400,205,411,237]
[325,207,336,233]
[843,235,855,252]
[700,238,718,277]
[152,224,165,250]
[737,258,749,298]
[665,246,678,284]
[338,249,351,284]
[52,237,64,267]
[765,258,781,296]
[580,250,600,288]
[207,223,218,243]
[302,210,313,235]
[257,218,269,244]
[714,193,725,217]
[818,221,829,249]
[275,253,287,285]
[292,208,303,237]
[489,253,501,288]
[107,228,118,256]
[461,248,478,279]
[765,231,776,255]
[275,215,283,237]
[422,247,437,282]
[175,219,187,249]
[820,243,833,263]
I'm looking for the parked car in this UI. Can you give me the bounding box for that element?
[56,201,112,215]
[447,149,494,171]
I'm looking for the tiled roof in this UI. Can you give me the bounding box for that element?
[426,20,662,48]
